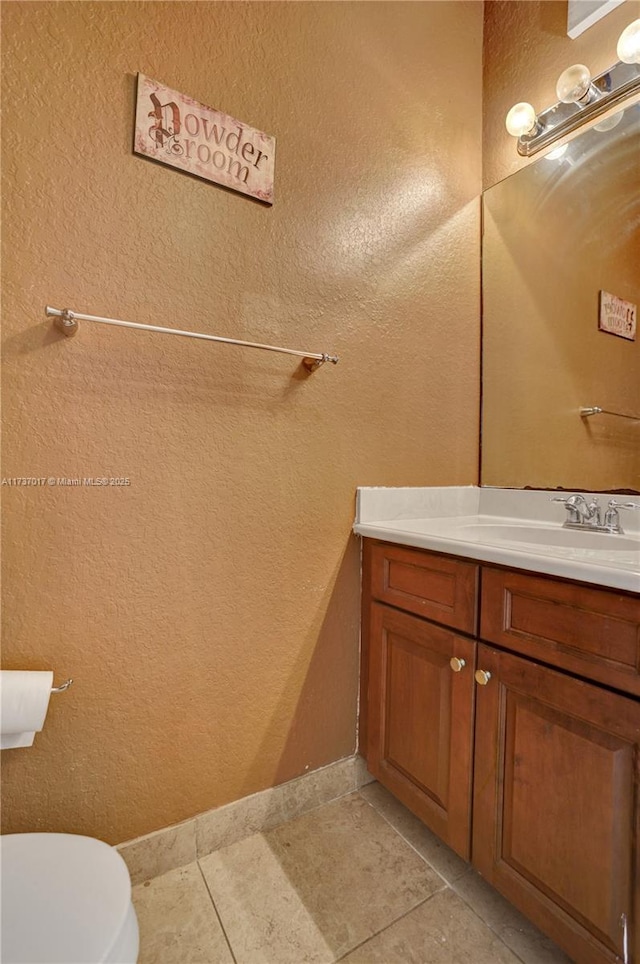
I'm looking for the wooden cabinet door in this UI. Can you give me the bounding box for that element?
[473,643,640,964]
[367,602,476,859]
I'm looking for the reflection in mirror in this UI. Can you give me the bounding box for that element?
[482,103,639,493]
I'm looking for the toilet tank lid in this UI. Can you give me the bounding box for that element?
[0,833,133,964]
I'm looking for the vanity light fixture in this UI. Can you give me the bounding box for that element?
[505,18,640,156]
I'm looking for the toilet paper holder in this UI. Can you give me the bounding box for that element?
[51,678,73,694]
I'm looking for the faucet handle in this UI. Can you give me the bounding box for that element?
[603,499,640,534]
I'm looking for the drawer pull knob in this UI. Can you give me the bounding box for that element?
[450,657,466,672]
[475,669,492,686]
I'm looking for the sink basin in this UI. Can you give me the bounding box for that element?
[456,523,640,553]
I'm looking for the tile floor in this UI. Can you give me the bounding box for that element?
[132,783,573,964]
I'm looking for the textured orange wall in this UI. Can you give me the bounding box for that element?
[483,0,640,189]
[1,1,482,844]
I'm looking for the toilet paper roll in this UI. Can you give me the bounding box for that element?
[1,671,54,749]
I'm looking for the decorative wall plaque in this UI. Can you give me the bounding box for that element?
[598,290,637,341]
[134,75,275,204]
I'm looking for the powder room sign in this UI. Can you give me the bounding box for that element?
[598,290,637,341]
[134,75,275,204]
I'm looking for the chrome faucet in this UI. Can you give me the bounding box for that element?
[551,494,590,525]
[552,495,640,534]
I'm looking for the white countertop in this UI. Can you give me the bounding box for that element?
[353,487,640,593]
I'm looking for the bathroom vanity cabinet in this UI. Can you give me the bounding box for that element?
[361,539,640,964]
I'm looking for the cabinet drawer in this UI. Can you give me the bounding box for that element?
[481,567,640,697]
[368,541,478,634]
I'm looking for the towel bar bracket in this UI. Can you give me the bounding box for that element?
[52,308,78,338]
[51,678,73,694]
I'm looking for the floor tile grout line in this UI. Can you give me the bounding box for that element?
[332,891,440,963]
[356,789,459,891]
[356,790,530,963]
[196,859,238,964]
[333,886,526,964]
[447,877,532,964]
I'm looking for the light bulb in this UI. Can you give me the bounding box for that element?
[556,64,592,104]
[505,102,537,137]
[617,19,640,64]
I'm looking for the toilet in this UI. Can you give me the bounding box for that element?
[0,832,139,963]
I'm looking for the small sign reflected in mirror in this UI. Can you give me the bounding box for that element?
[598,290,637,341]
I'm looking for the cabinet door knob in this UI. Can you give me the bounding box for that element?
[450,657,466,672]
[475,669,492,686]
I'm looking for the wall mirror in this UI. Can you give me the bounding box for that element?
[481,101,640,493]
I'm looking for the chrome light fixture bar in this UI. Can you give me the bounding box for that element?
[515,61,640,156]
[506,18,640,156]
